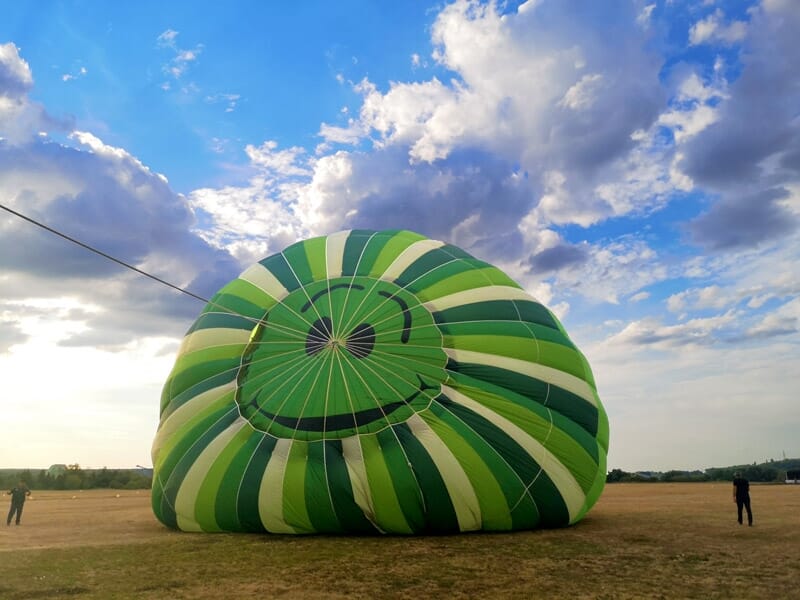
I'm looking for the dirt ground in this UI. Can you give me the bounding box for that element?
[0,489,173,550]
[1,483,798,599]
[1,482,794,551]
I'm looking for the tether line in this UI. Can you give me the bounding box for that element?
[1,201,211,304]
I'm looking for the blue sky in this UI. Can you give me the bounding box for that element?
[1,0,798,471]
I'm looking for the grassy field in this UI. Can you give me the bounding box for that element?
[0,483,797,599]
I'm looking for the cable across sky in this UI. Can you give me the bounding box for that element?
[1,201,212,305]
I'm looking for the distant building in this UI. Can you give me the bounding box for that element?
[786,469,800,484]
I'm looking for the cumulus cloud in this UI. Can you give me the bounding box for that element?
[746,297,799,339]
[0,51,243,326]
[547,238,667,305]
[188,140,314,264]
[1,44,241,349]
[558,73,604,111]
[194,0,787,317]
[175,1,798,343]
[679,2,800,253]
[317,0,665,233]
[689,9,748,46]
[658,71,724,144]
[608,311,740,348]
[0,42,33,97]
[667,285,731,314]
[0,313,28,354]
[689,187,798,250]
[0,132,241,344]
[528,242,589,274]
[0,42,63,143]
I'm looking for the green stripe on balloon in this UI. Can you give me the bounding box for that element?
[393,423,460,533]
[281,441,314,533]
[304,442,342,532]
[434,299,561,331]
[322,440,380,533]
[367,231,427,277]
[340,229,376,275]
[432,395,540,529]
[359,433,413,533]
[420,407,512,530]
[235,434,275,532]
[214,432,267,532]
[445,370,600,464]
[165,407,240,530]
[447,360,600,437]
[194,422,252,531]
[187,312,254,334]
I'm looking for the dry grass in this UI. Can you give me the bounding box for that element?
[0,483,797,599]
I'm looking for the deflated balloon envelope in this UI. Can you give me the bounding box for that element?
[151,229,609,534]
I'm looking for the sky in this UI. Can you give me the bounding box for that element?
[1,0,798,472]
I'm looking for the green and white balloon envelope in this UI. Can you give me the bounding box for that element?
[152,229,609,534]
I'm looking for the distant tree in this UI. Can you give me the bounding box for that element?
[15,469,34,488]
[607,469,629,483]
[93,467,113,488]
[34,470,48,488]
[64,473,82,490]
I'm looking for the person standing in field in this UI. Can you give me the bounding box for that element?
[6,480,31,526]
[732,472,753,526]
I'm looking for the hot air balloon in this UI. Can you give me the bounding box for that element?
[151,229,608,533]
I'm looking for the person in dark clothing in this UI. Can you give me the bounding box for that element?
[6,481,31,526]
[732,472,753,526]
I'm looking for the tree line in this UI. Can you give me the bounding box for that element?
[1,465,151,490]
[607,459,800,483]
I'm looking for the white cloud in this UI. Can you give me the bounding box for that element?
[657,71,728,143]
[585,335,800,470]
[553,239,665,305]
[746,297,799,338]
[187,140,320,263]
[660,103,720,143]
[0,42,55,144]
[156,29,179,48]
[321,0,663,189]
[637,4,656,28]
[62,66,87,82]
[608,311,739,348]
[0,42,33,96]
[667,285,731,314]
[314,0,674,256]
[1,126,241,343]
[689,9,747,46]
[558,73,604,110]
[156,29,202,82]
[244,140,311,177]
[204,92,240,112]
